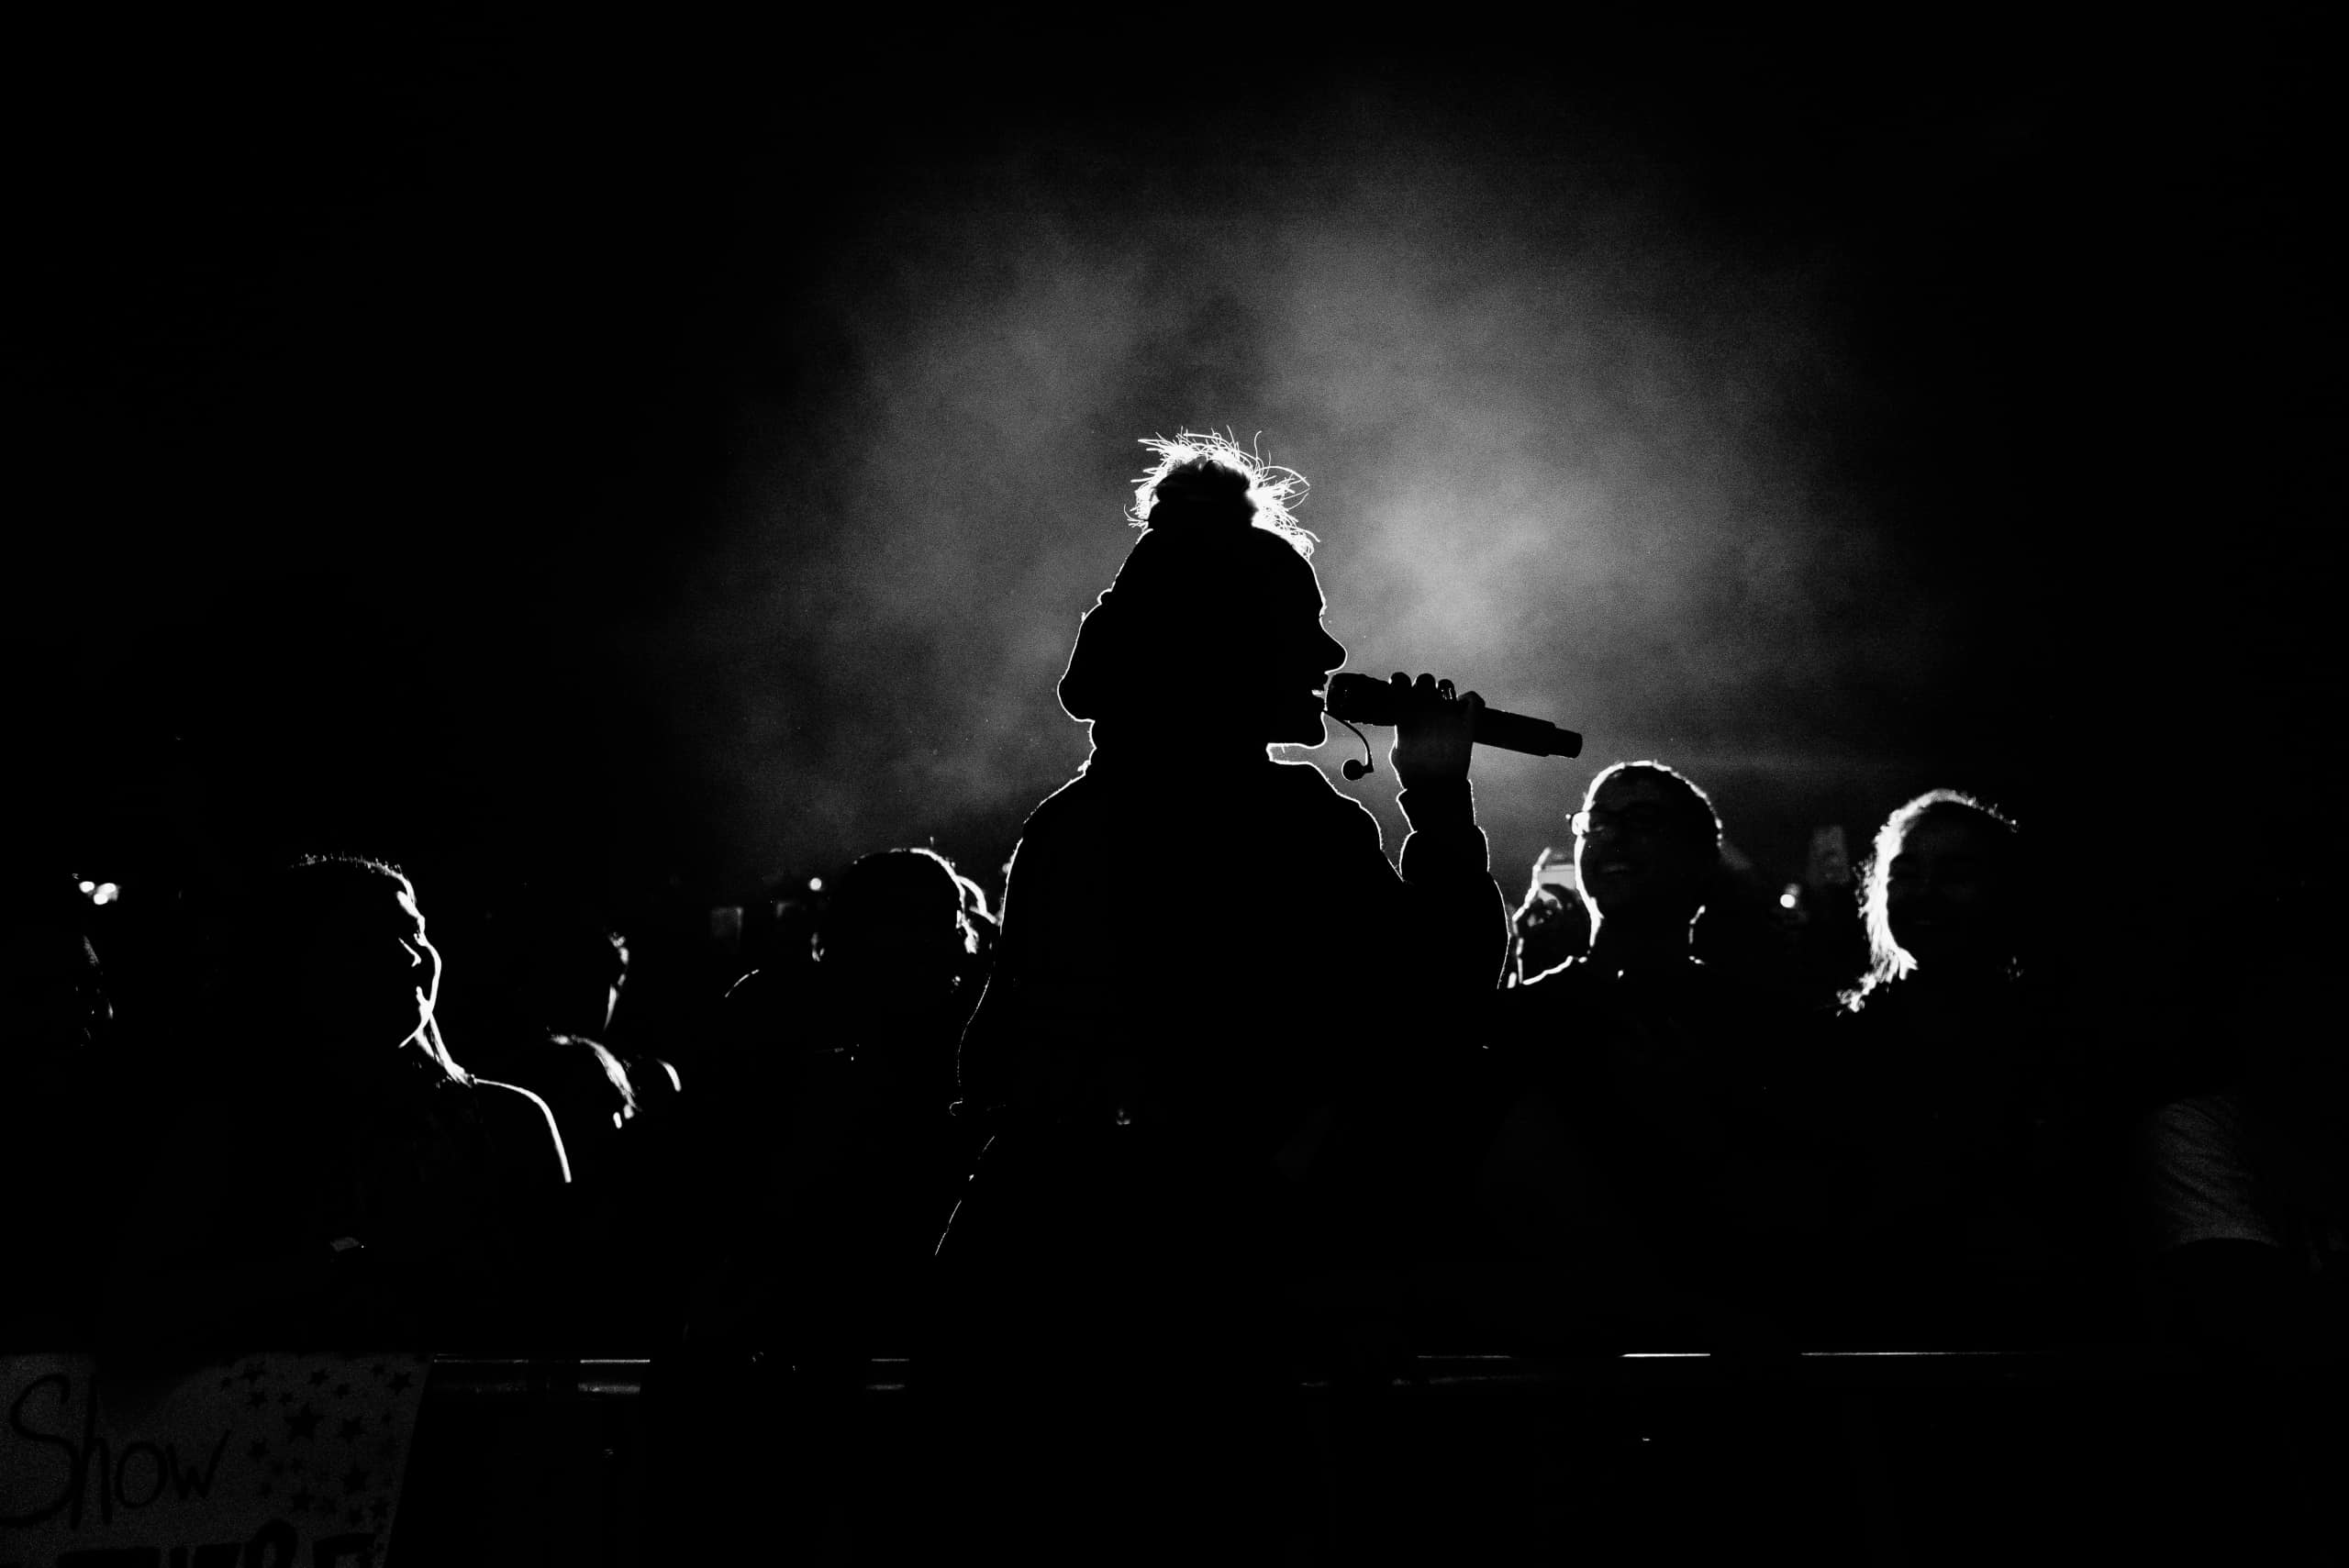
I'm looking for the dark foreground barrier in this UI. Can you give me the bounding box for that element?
[388,1350,2343,1567]
[8,1351,2327,1565]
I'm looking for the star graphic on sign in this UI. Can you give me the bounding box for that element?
[339,1418,364,1441]
[386,1371,413,1394]
[342,1466,370,1496]
[286,1404,321,1441]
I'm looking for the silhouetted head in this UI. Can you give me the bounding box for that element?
[1852,790,2020,998]
[1572,762,1723,935]
[260,854,464,1084]
[1057,431,1346,752]
[510,906,629,1038]
[817,847,973,1016]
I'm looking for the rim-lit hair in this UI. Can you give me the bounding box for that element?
[826,845,979,958]
[1842,788,2019,1009]
[1127,429,1315,557]
[1583,760,1723,854]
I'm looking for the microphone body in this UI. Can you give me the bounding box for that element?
[1324,673,1583,759]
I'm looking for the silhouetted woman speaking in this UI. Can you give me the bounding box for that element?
[930,432,1507,1561]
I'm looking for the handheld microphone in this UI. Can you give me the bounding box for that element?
[1324,673,1583,760]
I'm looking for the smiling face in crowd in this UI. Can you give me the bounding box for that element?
[1574,769,1716,930]
[1885,811,2014,976]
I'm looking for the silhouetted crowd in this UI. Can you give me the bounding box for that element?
[7,434,2340,1563]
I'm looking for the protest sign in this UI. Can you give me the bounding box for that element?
[1,1351,429,1568]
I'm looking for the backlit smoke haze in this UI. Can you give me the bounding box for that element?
[12,22,2318,992]
[663,82,1946,895]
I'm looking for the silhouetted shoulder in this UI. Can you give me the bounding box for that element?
[1488,952,1599,1043]
[1517,952,1598,991]
[469,1075,573,1191]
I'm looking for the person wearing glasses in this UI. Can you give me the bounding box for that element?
[1469,761,1814,1354]
[1554,762,1725,984]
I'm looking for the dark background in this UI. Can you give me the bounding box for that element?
[10,18,2326,972]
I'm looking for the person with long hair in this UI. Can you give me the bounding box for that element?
[928,431,1507,1562]
[1820,789,2113,1345]
[103,854,573,1362]
[1842,787,2025,1013]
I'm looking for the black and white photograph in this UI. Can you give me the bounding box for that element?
[5,16,2335,1565]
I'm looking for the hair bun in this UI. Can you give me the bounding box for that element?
[1125,430,1313,553]
[1141,457,1256,529]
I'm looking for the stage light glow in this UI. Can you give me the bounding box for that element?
[1779,888,1798,908]
[682,79,1954,889]
[808,876,824,892]
[78,880,95,895]
[93,883,119,905]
